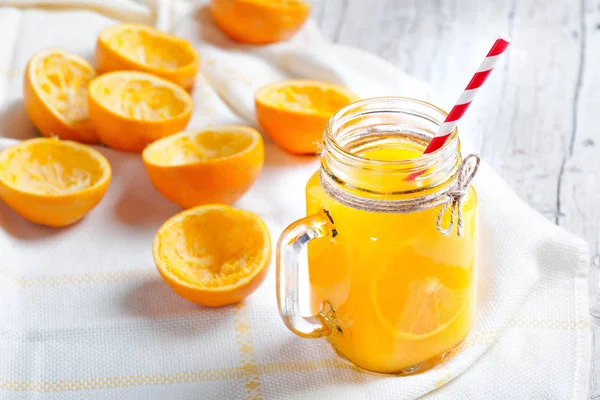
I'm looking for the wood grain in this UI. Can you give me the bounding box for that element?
[311,0,600,397]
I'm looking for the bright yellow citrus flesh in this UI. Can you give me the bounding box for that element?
[24,49,97,143]
[0,138,111,227]
[96,23,199,91]
[255,80,359,154]
[143,126,264,208]
[153,205,271,307]
[88,71,193,153]
[94,75,188,119]
[372,277,468,339]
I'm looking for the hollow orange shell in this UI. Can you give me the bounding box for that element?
[209,0,311,44]
[153,204,272,307]
[96,23,200,91]
[255,79,359,154]
[0,138,111,227]
[142,126,264,208]
[24,49,98,143]
[88,71,193,153]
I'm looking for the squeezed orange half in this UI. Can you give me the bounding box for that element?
[0,138,111,227]
[210,0,311,44]
[143,126,264,208]
[255,80,358,154]
[24,49,97,143]
[96,23,199,91]
[88,71,192,152]
[153,205,271,307]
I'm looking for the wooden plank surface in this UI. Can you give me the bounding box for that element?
[312,0,599,397]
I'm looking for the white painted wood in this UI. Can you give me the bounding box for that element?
[312,0,600,397]
[562,1,600,397]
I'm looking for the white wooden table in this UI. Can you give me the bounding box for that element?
[313,0,599,397]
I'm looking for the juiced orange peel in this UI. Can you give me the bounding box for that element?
[24,49,98,143]
[153,204,271,307]
[209,0,311,44]
[255,79,359,154]
[88,71,193,153]
[96,23,200,91]
[143,126,264,208]
[0,138,111,227]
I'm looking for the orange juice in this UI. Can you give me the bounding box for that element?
[276,97,479,375]
[306,145,478,374]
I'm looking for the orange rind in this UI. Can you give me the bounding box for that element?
[143,126,264,208]
[96,23,199,91]
[255,79,359,154]
[0,138,111,227]
[88,71,193,153]
[153,204,271,307]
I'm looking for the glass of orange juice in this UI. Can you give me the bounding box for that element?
[276,97,478,374]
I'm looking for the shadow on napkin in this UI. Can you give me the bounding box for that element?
[114,173,182,227]
[0,199,74,241]
[0,101,37,141]
[124,278,240,342]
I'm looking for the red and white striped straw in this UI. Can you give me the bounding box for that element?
[423,33,512,154]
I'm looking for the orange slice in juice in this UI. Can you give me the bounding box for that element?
[88,71,193,153]
[142,126,264,208]
[96,23,200,91]
[255,79,359,154]
[0,138,111,227]
[24,49,98,143]
[209,0,311,45]
[372,276,468,339]
[153,205,271,307]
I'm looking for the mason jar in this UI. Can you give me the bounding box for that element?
[276,97,479,374]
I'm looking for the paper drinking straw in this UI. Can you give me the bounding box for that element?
[423,33,512,154]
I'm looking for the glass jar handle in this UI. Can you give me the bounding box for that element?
[276,210,333,338]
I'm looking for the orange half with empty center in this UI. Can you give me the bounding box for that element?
[96,23,200,90]
[153,204,272,307]
[24,49,98,143]
[0,138,111,227]
[143,126,264,208]
[255,79,359,154]
[209,0,311,44]
[88,71,193,153]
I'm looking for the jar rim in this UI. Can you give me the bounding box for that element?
[321,96,462,197]
[324,96,458,169]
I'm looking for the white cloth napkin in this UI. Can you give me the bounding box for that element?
[0,1,591,399]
